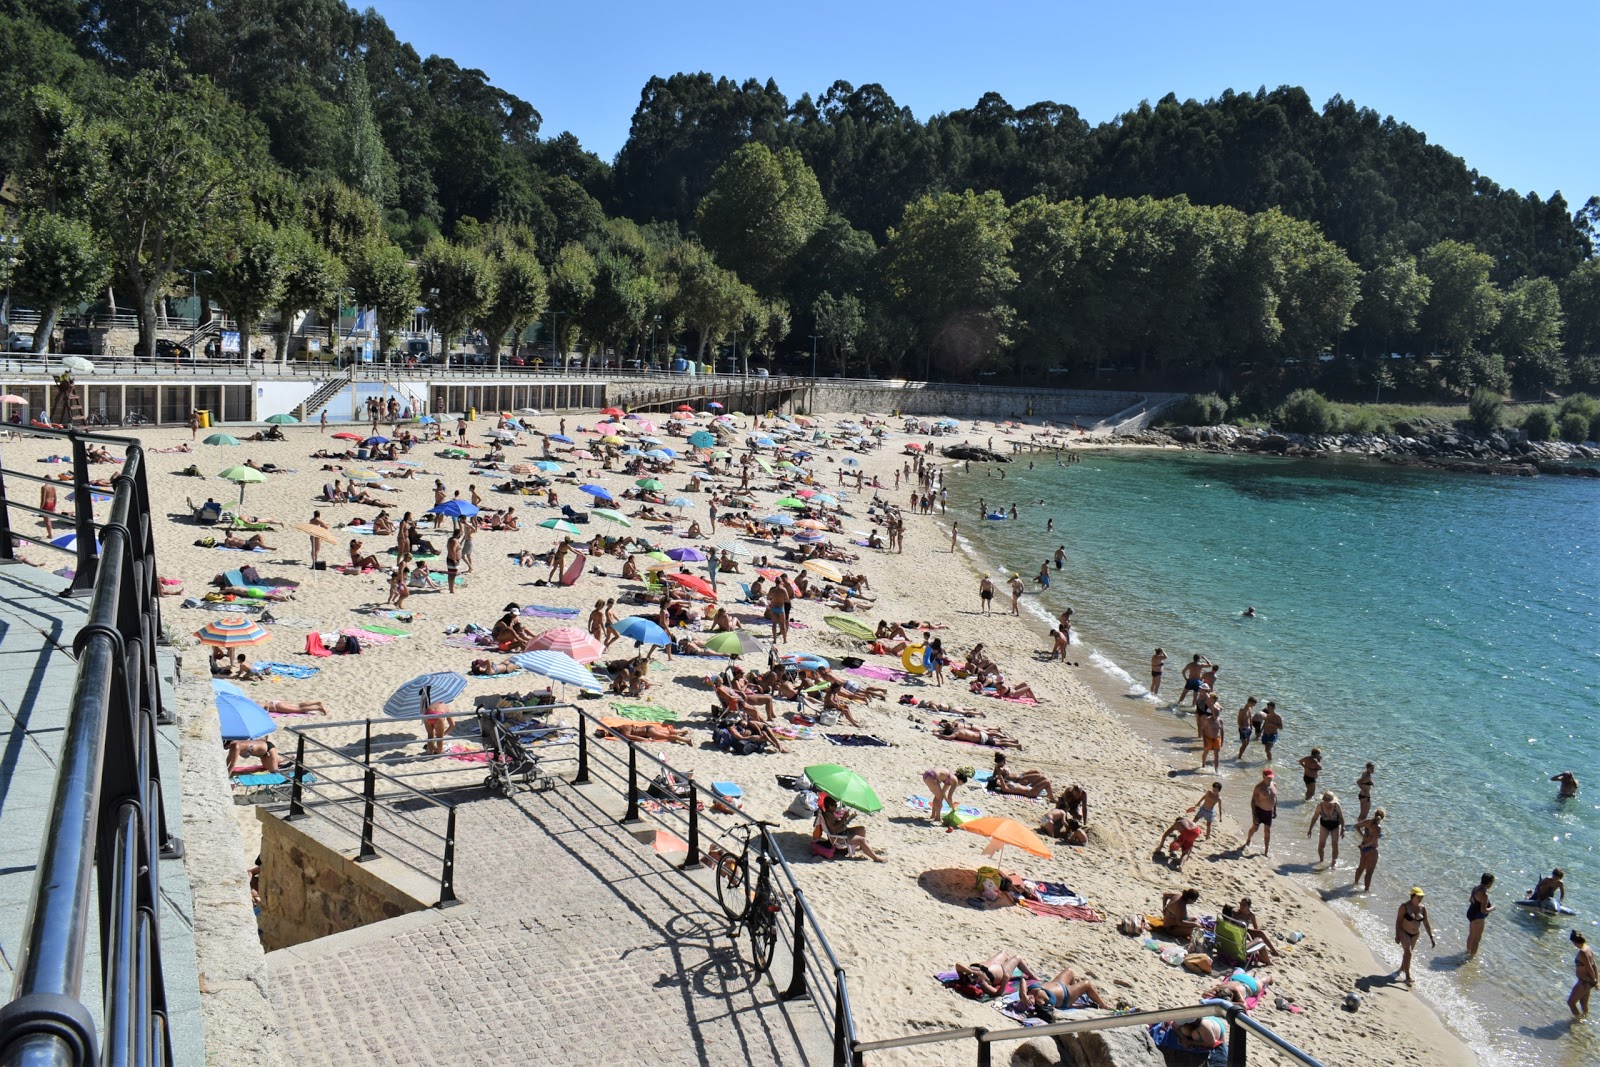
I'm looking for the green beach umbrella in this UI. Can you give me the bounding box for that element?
[203,433,240,446]
[644,550,671,562]
[753,457,775,474]
[705,631,765,657]
[803,764,882,813]
[774,497,807,509]
[218,465,266,504]
[636,478,665,491]
[265,413,298,424]
[537,518,582,535]
[592,508,632,527]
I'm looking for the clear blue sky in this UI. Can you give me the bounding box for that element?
[368,0,1597,209]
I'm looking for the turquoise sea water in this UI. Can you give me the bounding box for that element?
[943,449,1598,1066]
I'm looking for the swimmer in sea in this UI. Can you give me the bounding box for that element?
[1242,606,1257,617]
[1552,771,1580,798]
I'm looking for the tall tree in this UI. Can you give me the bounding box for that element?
[696,142,826,294]
[418,239,496,356]
[271,224,345,362]
[812,292,864,376]
[11,211,111,353]
[545,242,597,364]
[1495,276,1565,392]
[1417,239,1501,355]
[667,240,754,362]
[92,71,256,361]
[346,239,418,358]
[475,251,547,363]
[1354,255,1431,354]
[207,216,286,364]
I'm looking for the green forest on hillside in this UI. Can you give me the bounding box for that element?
[2,0,1598,402]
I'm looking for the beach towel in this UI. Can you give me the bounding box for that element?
[772,724,817,740]
[340,628,397,644]
[906,796,982,819]
[824,733,890,747]
[303,633,333,657]
[1019,899,1104,922]
[354,623,411,637]
[994,989,1098,1025]
[934,970,1023,1003]
[254,662,320,679]
[608,702,678,723]
[444,634,496,649]
[522,604,579,618]
[847,664,907,682]
[446,744,493,763]
[232,771,318,787]
[975,687,1039,705]
[1151,1021,1229,1064]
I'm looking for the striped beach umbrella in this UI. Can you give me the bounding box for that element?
[383,672,469,717]
[509,650,603,693]
[537,518,583,535]
[591,508,632,527]
[529,627,605,663]
[802,559,845,583]
[194,617,270,648]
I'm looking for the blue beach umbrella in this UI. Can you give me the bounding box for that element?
[688,431,717,448]
[428,499,480,518]
[508,650,603,693]
[535,461,564,472]
[614,616,671,646]
[417,415,437,425]
[667,496,691,509]
[216,691,276,742]
[755,437,777,448]
[578,484,614,502]
[51,532,100,553]
[365,436,389,446]
[383,672,469,717]
[759,514,795,527]
[67,490,113,504]
[550,434,574,444]
[841,457,860,468]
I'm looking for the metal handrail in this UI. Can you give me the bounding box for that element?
[555,701,858,1063]
[0,430,181,1067]
[280,719,461,907]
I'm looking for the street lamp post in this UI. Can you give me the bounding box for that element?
[809,334,820,379]
[650,314,661,373]
[731,330,740,377]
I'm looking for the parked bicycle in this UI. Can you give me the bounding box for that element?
[712,820,781,975]
[122,410,149,427]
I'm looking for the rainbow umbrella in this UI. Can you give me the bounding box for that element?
[194,617,271,648]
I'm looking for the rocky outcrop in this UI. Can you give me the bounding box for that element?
[1143,423,1600,477]
[940,444,1013,462]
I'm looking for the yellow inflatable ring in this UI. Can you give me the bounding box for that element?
[901,645,927,675]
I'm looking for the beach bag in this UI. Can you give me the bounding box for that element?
[1183,954,1213,975]
[1118,914,1147,937]
[810,839,836,859]
[789,790,820,819]
[975,866,1002,894]
[649,771,693,801]
[941,810,971,829]
[817,706,840,726]
[840,656,864,668]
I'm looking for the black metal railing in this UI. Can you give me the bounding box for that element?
[559,703,858,1065]
[0,429,183,1067]
[279,719,463,908]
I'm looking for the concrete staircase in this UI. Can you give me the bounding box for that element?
[296,372,352,421]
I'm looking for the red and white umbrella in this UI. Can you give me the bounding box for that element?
[664,572,717,600]
[529,627,605,663]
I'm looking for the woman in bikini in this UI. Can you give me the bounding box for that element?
[1352,808,1385,891]
[921,767,972,823]
[953,953,1036,997]
[600,720,693,746]
[936,720,1022,748]
[1201,969,1273,1007]
[1023,966,1107,1020]
[1466,873,1495,957]
[1306,791,1345,868]
[989,753,1051,798]
[1394,888,1435,984]
[262,698,328,715]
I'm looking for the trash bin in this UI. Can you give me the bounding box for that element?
[197,409,212,428]
[467,407,477,421]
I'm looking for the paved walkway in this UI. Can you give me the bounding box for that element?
[268,779,828,1066]
[0,562,203,1061]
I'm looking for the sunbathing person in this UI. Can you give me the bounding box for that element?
[262,698,328,715]
[601,720,692,746]
[987,679,1039,701]
[989,753,1051,797]
[725,715,789,754]
[469,658,522,676]
[1023,966,1109,1020]
[348,539,379,569]
[1159,888,1202,939]
[371,511,395,535]
[817,794,885,862]
[226,737,282,774]
[1201,969,1274,1007]
[936,720,1022,748]
[493,607,536,651]
[224,533,274,550]
[952,952,1037,997]
[715,680,776,721]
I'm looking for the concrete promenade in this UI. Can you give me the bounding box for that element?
[267,778,827,1066]
[0,562,204,1062]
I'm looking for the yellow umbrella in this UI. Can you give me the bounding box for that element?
[293,522,339,543]
[602,435,624,445]
[959,817,1052,859]
[802,559,844,583]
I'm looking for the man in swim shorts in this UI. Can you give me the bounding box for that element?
[1190,782,1223,839]
[1157,813,1205,870]
[1259,701,1283,762]
[1197,702,1223,770]
[1234,696,1258,760]
[1178,655,1210,707]
[1242,770,1278,856]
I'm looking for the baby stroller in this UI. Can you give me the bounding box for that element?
[476,708,558,796]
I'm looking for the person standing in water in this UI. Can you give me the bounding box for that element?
[1393,888,1435,984]
[1297,748,1323,799]
[1149,648,1167,697]
[949,521,960,553]
[1352,808,1385,891]
[1053,544,1065,570]
[1570,930,1597,1019]
[1235,697,1259,761]
[1242,769,1278,856]
[1356,763,1376,821]
[1259,701,1284,762]
[1552,771,1580,798]
[1465,873,1495,957]
[1307,791,1344,867]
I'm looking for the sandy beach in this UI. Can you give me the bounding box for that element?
[6,410,1476,1066]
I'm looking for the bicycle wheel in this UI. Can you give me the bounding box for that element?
[748,903,778,976]
[714,846,751,922]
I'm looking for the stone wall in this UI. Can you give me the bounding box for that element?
[255,808,434,951]
[805,382,1143,421]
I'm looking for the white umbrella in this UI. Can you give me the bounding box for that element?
[61,356,94,373]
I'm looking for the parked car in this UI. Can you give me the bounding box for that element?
[132,338,191,361]
[62,327,96,355]
[4,330,34,353]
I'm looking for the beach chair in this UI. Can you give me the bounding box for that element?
[642,572,665,595]
[188,497,224,525]
[217,568,247,589]
[1213,918,1268,968]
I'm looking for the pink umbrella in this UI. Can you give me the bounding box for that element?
[795,489,817,498]
[529,627,605,663]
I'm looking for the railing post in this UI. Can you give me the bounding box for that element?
[622,742,640,823]
[1227,1008,1247,1067]
[437,807,459,907]
[975,1027,991,1067]
[287,733,307,819]
[575,715,590,783]
[781,888,808,1000]
[68,433,98,594]
[357,767,378,860]
[680,773,700,870]
[0,455,15,560]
